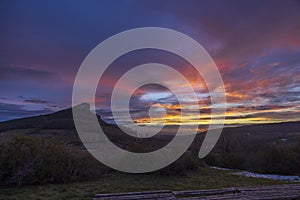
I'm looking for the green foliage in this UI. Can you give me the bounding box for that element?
[158,152,204,176]
[205,138,300,175]
[0,135,205,186]
[126,140,204,176]
[260,139,300,175]
[260,146,297,174]
[205,153,245,170]
[0,135,110,186]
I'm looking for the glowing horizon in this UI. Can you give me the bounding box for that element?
[0,0,299,125]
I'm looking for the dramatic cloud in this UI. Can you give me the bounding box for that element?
[0,0,299,126]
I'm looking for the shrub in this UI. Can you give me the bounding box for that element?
[158,152,203,176]
[0,135,110,186]
[204,153,245,170]
[205,138,300,175]
[261,145,299,175]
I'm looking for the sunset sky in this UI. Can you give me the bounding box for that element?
[1,0,300,129]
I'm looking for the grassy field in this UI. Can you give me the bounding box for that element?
[0,168,296,200]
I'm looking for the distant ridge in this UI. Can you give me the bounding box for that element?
[0,104,299,154]
[0,103,109,132]
[199,121,300,136]
[0,103,299,148]
[199,120,300,144]
[0,103,299,135]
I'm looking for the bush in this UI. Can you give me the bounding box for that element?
[158,152,204,176]
[0,135,110,186]
[261,145,299,175]
[204,138,300,175]
[204,153,245,170]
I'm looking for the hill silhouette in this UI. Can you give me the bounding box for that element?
[0,104,299,152]
[0,104,173,151]
[0,103,108,132]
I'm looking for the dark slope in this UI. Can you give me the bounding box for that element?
[0,103,108,132]
[220,121,300,135]
[0,104,172,151]
[1,102,299,136]
[0,104,299,152]
[192,121,300,153]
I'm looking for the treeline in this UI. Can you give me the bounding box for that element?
[0,135,110,186]
[127,140,204,176]
[2,134,299,187]
[0,135,203,187]
[205,136,300,175]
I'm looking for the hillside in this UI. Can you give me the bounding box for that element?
[0,104,172,151]
[0,103,108,132]
[0,104,299,151]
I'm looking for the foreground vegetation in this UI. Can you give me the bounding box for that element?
[0,135,202,186]
[1,134,299,199]
[0,135,110,186]
[0,168,293,200]
[205,135,300,175]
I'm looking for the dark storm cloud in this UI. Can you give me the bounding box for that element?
[24,98,50,104]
